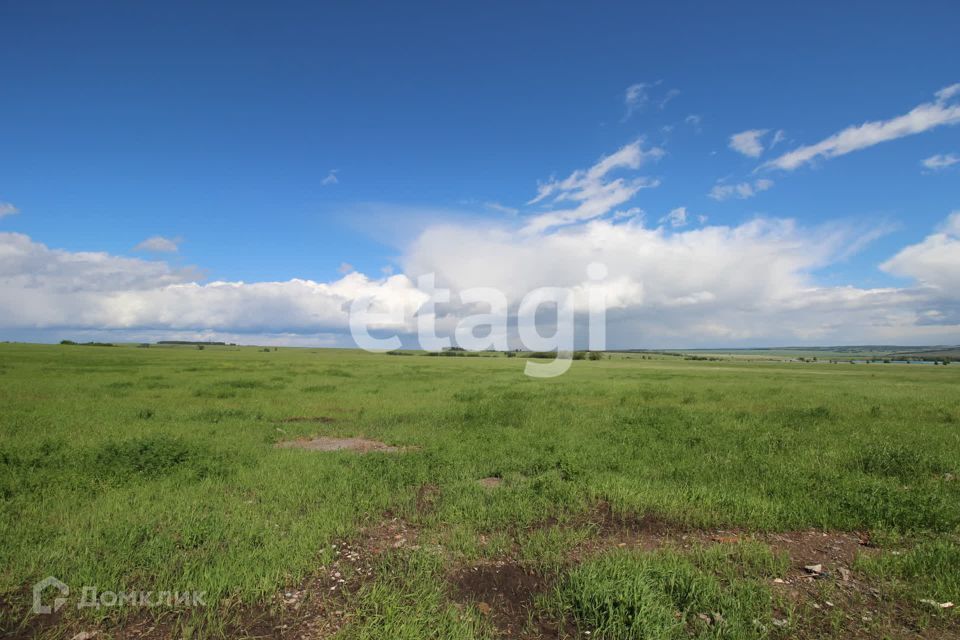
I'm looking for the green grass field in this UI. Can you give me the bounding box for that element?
[1,343,958,639]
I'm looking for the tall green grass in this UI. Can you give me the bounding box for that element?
[1,343,958,636]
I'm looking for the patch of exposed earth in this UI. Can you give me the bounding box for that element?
[274,436,403,453]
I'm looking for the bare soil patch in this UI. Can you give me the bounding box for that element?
[270,516,423,639]
[275,436,401,453]
[477,476,503,489]
[278,415,336,423]
[449,561,556,638]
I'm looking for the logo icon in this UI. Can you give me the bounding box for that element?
[32,576,69,614]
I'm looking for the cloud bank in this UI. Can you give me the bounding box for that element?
[3,205,957,348]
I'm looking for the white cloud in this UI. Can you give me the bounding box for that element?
[936,83,960,102]
[659,207,689,228]
[4,209,960,347]
[401,214,956,346]
[523,140,663,233]
[322,170,339,186]
[484,201,519,216]
[405,207,954,345]
[659,89,680,110]
[134,236,181,253]
[685,114,702,128]
[0,232,426,334]
[612,207,644,221]
[623,83,650,120]
[709,178,774,201]
[764,84,960,171]
[881,212,960,290]
[337,262,354,274]
[922,153,959,170]
[0,202,19,218]
[729,129,770,157]
[770,129,786,148]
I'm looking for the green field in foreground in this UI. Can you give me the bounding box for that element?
[1,343,958,639]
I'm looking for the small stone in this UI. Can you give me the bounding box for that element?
[804,564,823,574]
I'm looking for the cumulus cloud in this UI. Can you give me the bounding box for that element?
[322,169,339,185]
[0,202,19,218]
[523,140,663,233]
[4,208,960,348]
[709,178,774,201]
[0,232,425,335]
[400,214,954,345]
[764,84,960,171]
[134,236,181,253]
[922,153,959,170]
[729,129,770,157]
[405,211,924,344]
[881,212,960,290]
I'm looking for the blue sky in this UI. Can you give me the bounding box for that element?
[1,1,959,347]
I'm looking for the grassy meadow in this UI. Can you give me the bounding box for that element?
[1,343,958,639]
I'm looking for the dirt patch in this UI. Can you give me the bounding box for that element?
[761,530,867,578]
[275,436,401,453]
[359,515,422,554]
[477,477,503,489]
[449,561,556,637]
[278,415,336,423]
